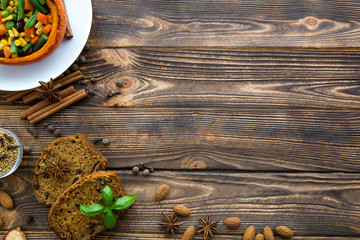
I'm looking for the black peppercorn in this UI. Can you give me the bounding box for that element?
[75,202,80,207]
[116,80,124,88]
[83,44,90,52]
[47,125,55,133]
[87,89,95,96]
[78,56,86,64]
[113,101,119,106]
[63,69,72,76]
[132,166,139,175]
[54,129,62,137]
[70,63,79,72]
[143,169,150,176]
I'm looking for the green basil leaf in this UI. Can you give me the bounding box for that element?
[80,204,105,217]
[102,185,114,207]
[103,210,117,229]
[110,194,136,211]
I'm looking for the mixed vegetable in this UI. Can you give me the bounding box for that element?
[0,0,52,58]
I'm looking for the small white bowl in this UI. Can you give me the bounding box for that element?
[0,128,23,178]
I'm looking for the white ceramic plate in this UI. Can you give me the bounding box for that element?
[0,0,92,91]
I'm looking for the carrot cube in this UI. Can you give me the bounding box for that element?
[42,24,52,35]
[0,24,7,36]
[24,0,35,11]
[36,12,48,25]
[47,15,52,23]
[31,35,40,44]
[25,27,36,38]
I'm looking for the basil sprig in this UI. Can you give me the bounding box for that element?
[80,185,136,229]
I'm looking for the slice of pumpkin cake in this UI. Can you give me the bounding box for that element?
[33,133,108,206]
[48,171,128,240]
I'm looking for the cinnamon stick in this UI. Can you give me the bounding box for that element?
[6,89,33,103]
[61,0,73,39]
[29,89,87,124]
[22,71,83,104]
[19,86,76,120]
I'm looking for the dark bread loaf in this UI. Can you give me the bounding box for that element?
[48,171,126,240]
[33,134,108,206]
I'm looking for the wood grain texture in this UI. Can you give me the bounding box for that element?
[0,108,358,172]
[89,0,360,47]
[3,170,360,237]
[3,48,359,109]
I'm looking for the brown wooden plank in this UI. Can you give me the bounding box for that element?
[0,232,357,240]
[89,0,360,47]
[2,48,359,109]
[0,108,358,172]
[3,170,360,237]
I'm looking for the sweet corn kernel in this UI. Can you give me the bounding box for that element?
[9,1,15,7]
[19,37,27,47]
[24,37,31,42]
[12,27,19,37]
[5,6,13,14]
[7,38,13,45]
[11,53,18,58]
[25,11,33,17]
[19,32,25,37]
[2,15,13,22]
[36,26,44,35]
[24,17,29,22]
[8,29,14,38]
[13,5,17,14]
[15,0,18,6]
[14,39,21,46]
[35,22,43,29]
[0,39,7,50]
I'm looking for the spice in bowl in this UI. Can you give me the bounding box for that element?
[0,128,23,178]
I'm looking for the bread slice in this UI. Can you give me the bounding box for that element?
[48,171,126,240]
[33,134,108,206]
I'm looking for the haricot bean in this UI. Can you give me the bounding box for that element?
[0,0,9,10]
[28,0,48,13]
[17,0,25,21]
[32,33,47,51]
[24,10,38,29]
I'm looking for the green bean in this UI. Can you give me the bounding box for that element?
[10,40,18,54]
[38,0,46,5]
[24,10,38,29]
[33,33,48,52]
[1,0,9,11]
[29,0,48,13]
[22,43,33,52]
[17,0,24,21]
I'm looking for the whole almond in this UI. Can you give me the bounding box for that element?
[255,233,264,240]
[263,226,274,240]
[243,225,255,240]
[174,204,191,216]
[155,184,170,201]
[0,191,13,209]
[224,217,241,229]
[182,225,196,240]
[275,226,294,238]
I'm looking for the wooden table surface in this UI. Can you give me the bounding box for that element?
[1,0,360,239]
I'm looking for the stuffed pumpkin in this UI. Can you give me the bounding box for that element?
[0,0,66,65]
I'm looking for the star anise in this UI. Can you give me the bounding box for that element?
[198,215,218,239]
[36,79,62,102]
[47,157,70,179]
[159,212,181,235]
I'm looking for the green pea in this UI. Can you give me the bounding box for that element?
[11,13,17,19]
[5,21,15,29]
[1,10,9,17]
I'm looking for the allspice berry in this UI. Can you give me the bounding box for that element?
[143,169,150,176]
[132,166,140,175]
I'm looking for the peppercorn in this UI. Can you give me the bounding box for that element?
[143,169,150,176]
[113,101,119,106]
[115,80,123,88]
[46,125,55,133]
[70,63,79,72]
[23,146,31,154]
[83,44,90,52]
[54,129,62,137]
[102,138,110,146]
[63,69,71,76]
[132,166,139,175]
[78,56,86,64]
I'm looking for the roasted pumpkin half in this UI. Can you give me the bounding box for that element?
[0,0,66,65]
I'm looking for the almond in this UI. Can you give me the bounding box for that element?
[154,184,170,201]
[255,233,264,240]
[243,225,255,240]
[224,217,241,229]
[275,226,294,238]
[173,204,191,216]
[0,191,13,209]
[263,226,274,240]
[182,225,196,240]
